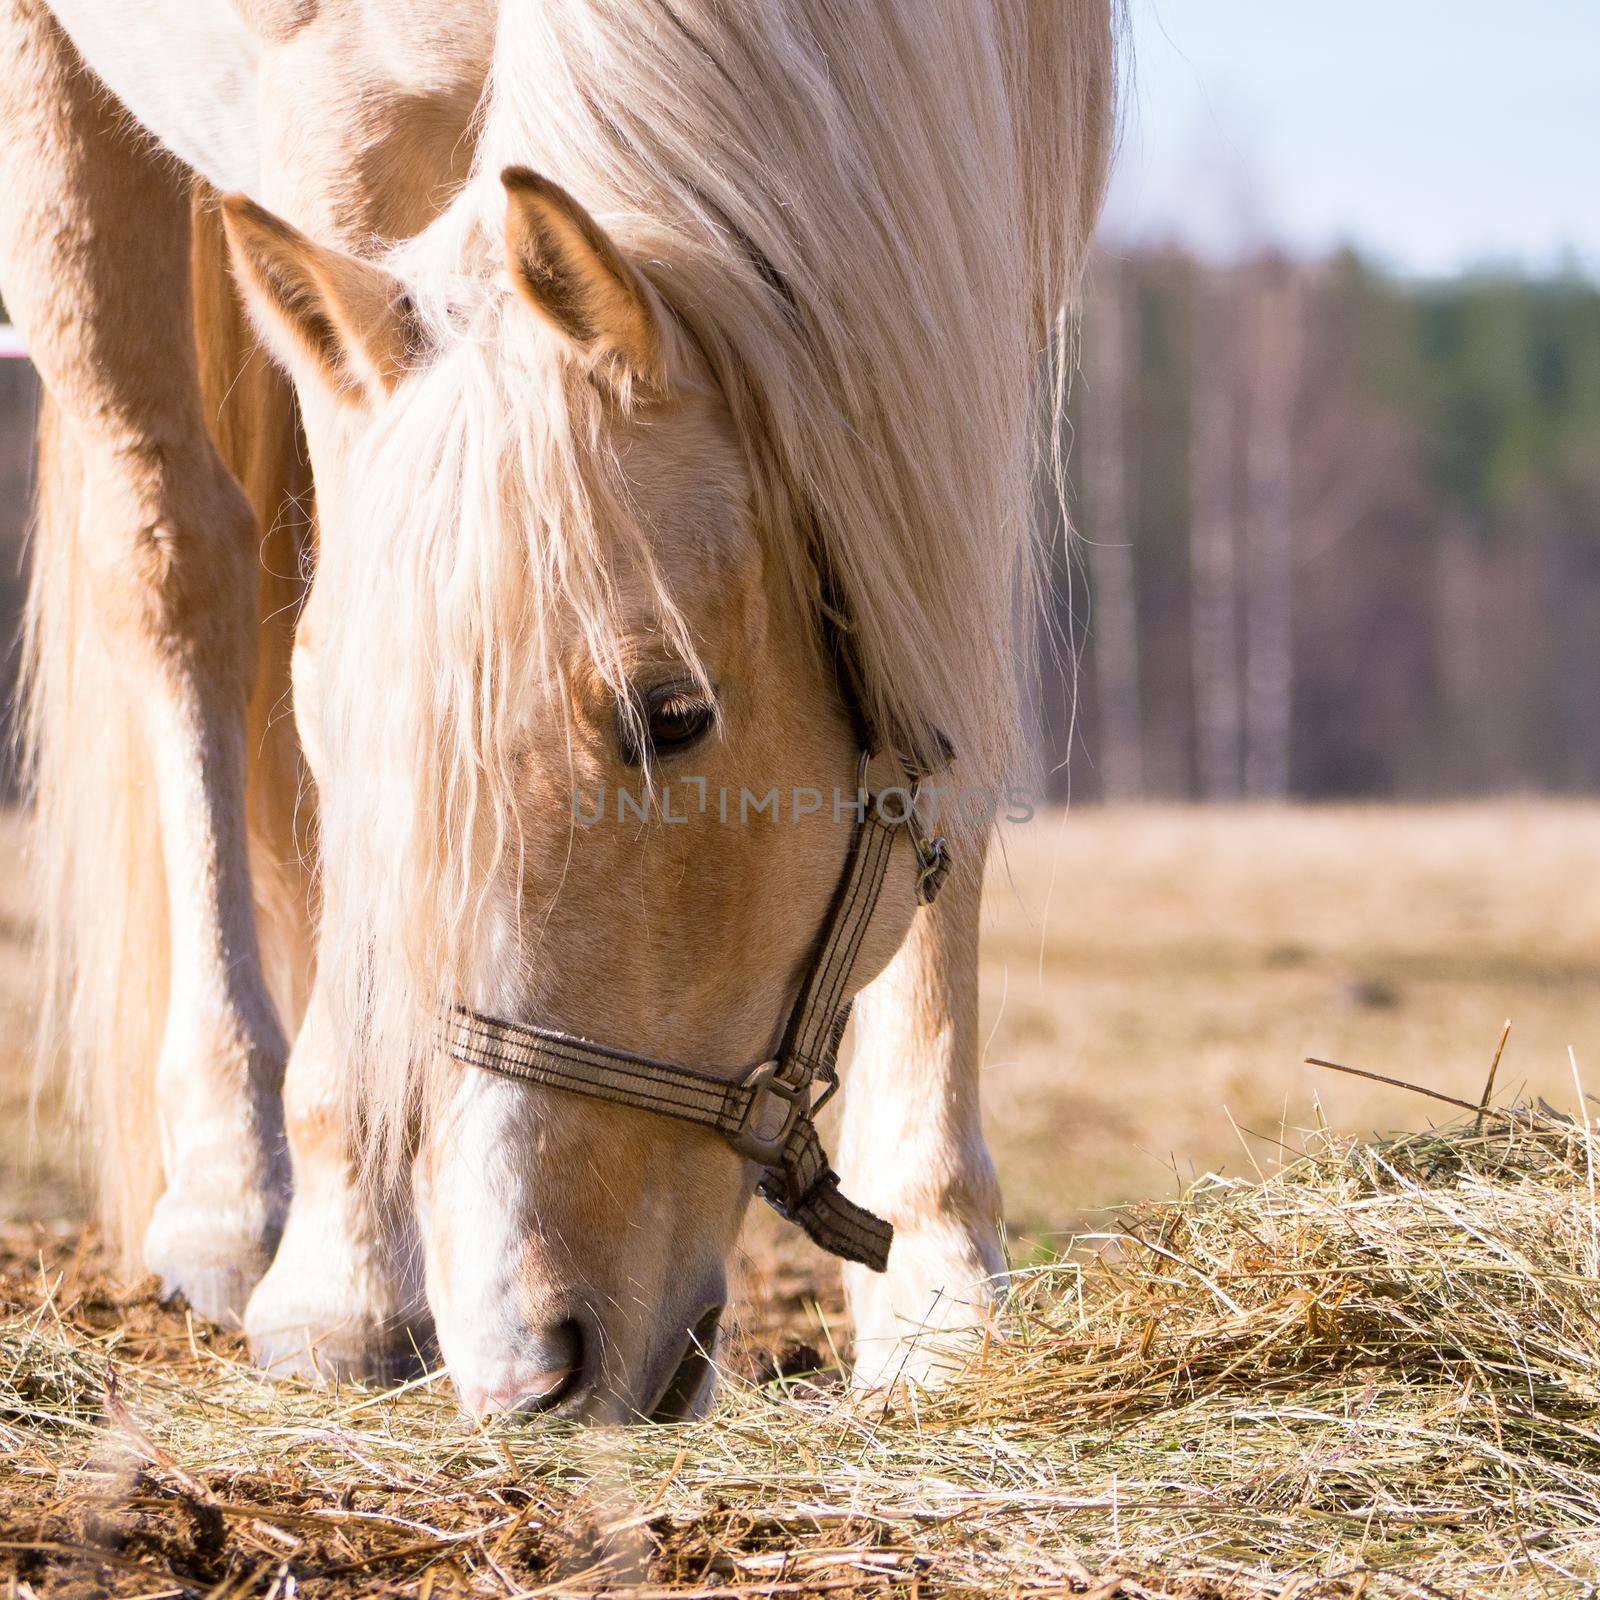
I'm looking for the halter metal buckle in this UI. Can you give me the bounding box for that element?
[913,831,951,904]
[729,1059,808,1166]
[859,749,955,907]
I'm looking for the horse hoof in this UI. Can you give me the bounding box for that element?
[845,1227,1007,1394]
[143,1196,280,1326]
[250,1323,430,1386]
[153,1263,267,1327]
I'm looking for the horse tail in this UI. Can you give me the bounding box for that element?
[20,183,312,1268]
[21,393,168,1261]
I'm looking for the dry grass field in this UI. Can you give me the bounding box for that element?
[979,802,1600,1234]
[3,800,1599,1598]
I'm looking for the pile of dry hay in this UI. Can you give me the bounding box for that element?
[6,1103,1600,1598]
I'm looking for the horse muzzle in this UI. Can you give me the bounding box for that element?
[456,1296,728,1423]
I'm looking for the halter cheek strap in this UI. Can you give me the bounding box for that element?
[444,744,952,1273]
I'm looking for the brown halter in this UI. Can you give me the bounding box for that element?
[445,687,952,1273]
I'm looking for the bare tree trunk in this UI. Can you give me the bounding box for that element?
[1243,265,1301,800]
[1189,271,1242,800]
[1435,525,1486,795]
[1083,260,1143,801]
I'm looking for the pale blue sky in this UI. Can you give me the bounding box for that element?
[1102,0,1599,278]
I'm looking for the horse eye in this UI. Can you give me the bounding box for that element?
[620,683,716,765]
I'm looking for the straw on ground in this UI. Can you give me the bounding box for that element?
[6,1101,1600,1597]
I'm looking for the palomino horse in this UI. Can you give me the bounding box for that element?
[0,0,1114,1420]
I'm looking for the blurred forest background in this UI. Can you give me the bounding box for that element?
[5,249,1600,803]
[2,8,1598,807]
[0,351,30,788]
[1044,248,1600,803]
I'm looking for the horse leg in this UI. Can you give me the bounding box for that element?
[223,42,478,1382]
[224,500,426,1384]
[0,0,287,1317]
[243,981,430,1382]
[841,848,1006,1387]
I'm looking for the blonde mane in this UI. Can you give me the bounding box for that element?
[310,0,1115,1160]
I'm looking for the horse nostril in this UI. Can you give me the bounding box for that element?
[469,1317,586,1418]
[649,1303,725,1422]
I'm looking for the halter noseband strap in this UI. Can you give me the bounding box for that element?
[444,740,952,1273]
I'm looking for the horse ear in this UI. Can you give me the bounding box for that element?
[220,195,421,403]
[501,167,665,389]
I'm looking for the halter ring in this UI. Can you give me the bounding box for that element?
[727,1060,808,1164]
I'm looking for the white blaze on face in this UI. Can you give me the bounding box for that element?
[416,1070,584,1417]
[415,890,591,1417]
